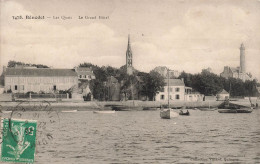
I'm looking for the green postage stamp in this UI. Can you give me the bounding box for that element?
[1,118,37,163]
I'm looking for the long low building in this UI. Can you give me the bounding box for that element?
[4,68,78,93]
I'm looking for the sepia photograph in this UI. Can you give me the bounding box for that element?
[0,0,259,163]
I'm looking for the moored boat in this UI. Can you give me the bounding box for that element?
[218,108,253,113]
[111,105,142,111]
[160,69,179,119]
[179,110,190,116]
[160,109,178,119]
[218,109,237,113]
[2,111,12,114]
[93,110,115,114]
[143,107,159,111]
[198,108,216,111]
[62,110,77,113]
[236,108,253,113]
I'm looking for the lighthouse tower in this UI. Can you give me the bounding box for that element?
[126,35,133,75]
[240,43,245,73]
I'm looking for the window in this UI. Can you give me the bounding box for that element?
[79,75,82,78]
[175,95,180,99]
[160,87,165,92]
[53,85,56,91]
[175,88,180,92]
[15,85,17,90]
[160,95,165,100]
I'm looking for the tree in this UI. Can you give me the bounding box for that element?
[7,60,49,68]
[146,71,165,100]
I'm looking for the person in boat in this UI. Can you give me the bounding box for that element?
[186,110,189,114]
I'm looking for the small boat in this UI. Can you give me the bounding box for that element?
[198,108,216,111]
[143,107,159,111]
[179,110,190,116]
[93,110,115,114]
[111,105,142,111]
[160,109,178,119]
[218,109,237,113]
[236,108,253,113]
[2,111,12,114]
[218,100,253,113]
[62,110,77,113]
[218,108,253,113]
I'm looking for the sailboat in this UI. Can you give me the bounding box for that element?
[160,69,179,119]
[217,84,253,113]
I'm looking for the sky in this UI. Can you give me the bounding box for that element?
[0,0,260,80]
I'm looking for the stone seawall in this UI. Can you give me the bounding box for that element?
[0,99,256,111]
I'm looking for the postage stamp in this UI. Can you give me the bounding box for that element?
[1,118,37,163]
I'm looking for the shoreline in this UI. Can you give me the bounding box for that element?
[0,99,257,111]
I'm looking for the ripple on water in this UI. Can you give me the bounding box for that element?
[26,110,259,163]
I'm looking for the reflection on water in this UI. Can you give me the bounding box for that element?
[2,109,260,163]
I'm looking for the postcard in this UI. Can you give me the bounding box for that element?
[0,0,259,163]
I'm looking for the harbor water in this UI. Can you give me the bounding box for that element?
[1,109,260,163]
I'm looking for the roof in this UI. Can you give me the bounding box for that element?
[5,68,77,77]
[76,67,92,72]
[217,89,229,95]
[164,79,185,86]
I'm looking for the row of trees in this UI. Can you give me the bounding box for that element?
[79,63,165,101]
[7,60,49,68]
[179,70,259,97]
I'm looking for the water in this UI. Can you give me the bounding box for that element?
[2,109,260,163]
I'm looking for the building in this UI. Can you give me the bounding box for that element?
[216,89,230,101]
[126,35,133,75]
[202,67,212,73]
[184,87,204,101]
[4,67,78,93]
[152,66,180,79]
[220,43,252,82]
[75,67,95,80]
[155,79,185,101]
[155,79,204,102]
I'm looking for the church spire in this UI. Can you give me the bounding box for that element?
[126,34,133,75]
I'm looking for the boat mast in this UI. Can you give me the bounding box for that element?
[167,69,170,108]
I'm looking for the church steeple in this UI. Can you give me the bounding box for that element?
[126,34,133,75]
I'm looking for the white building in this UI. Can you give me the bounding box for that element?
[184,87,204,101]
[216,89,230,101]
[155,79,185,101]
[155,79,204,102]
[4,68,78,93]
[75,67,95,80]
